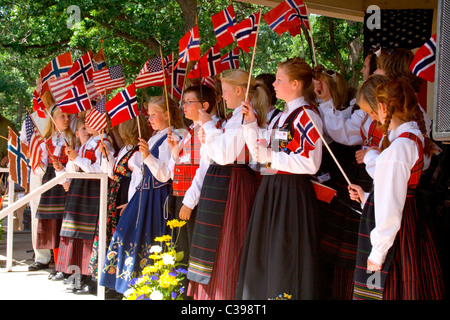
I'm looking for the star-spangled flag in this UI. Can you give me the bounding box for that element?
[24,113,35,144]
[263,0,307,37]
[69,51,94,84]
[228,11,260,53]
[410,33,436,83]
[29,126,44,174]
[220,47,239,72]
[8,128,29,191]
[57,80,92,114]
[93,65,126,94]
[211,5,237,49]
[105,83,139,127]
[86,97,107,132]
[285,107,321,158]
[188,43,223,78]
[202,76,216,91]
[32,90,46,118]
[40,52,72,94]
[363,9,433,56]
[135,55,172,89]
[176,26,201,68]
[49,75,98,103]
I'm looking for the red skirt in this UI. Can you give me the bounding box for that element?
[188,165,258,300]
[36,219,62,249]
[56,236,94,276]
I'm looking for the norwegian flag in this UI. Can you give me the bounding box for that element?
[211,5,236,48]
[69,51,94,84]
[135,55,172,89]
[8,128,29,191]
[57,80,92,114]
[220,47,239,72]
[188,43,223,78]
[410,33,436,82]
[86,97,107,132]
[172,60,187,88]
[286,107,321,158]
[40,52,72,94]
[92,48,107,71]
[105,83,139,127]
[176,26,201,68]
[33,90,46,118]
[93,65,126,94]
[263,0,309,37]
[169,85,183,101]
[227,11,260,53]
[49,75,98,103]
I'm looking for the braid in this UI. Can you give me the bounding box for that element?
[380,105,394,152]
[413,106,435,157]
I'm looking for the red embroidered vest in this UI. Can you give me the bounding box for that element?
[173,124,202,196]
[47,140,69,165]
[398,132,424,194]
[360,115,383,147]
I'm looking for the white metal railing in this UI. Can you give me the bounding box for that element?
[0,170,108,300]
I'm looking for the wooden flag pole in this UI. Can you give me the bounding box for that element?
[304,4,317,66]
[0,135,7,141]
[242,9,262,124]
[160,46,172,128]
[301,107,353,190]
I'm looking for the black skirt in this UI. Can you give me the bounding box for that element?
[236,173,323,300]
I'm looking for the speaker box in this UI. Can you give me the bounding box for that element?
[434,0,450,142]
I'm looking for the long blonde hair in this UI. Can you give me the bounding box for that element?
[148,96,185,130]
[43,106,74,146]
[118,113,151,146]
[221,69,269,128]
[313,65,349,110]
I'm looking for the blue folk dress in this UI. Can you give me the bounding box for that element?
[99,131,172,294]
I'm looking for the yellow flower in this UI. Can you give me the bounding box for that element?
[155,235,172,242]
[159,271,178,288]
[283,293,292,299]
[149,254,161,260]
[167,219,187,229]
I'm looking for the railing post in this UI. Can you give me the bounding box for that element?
[6,178,15,272]
[97,173,108,300]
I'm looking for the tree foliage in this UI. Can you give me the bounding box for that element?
[0,0,364,129]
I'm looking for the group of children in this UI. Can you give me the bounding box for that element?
[24,49,445,300]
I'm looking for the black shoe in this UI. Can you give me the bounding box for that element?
[50,272,65,281]
[28,261,49,271]
[73,284,96,295]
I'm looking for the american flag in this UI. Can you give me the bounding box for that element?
[58,80,92,114]
[32,90,46,118]
[220,47,239,72]
[24,113,35,144]
[29,126,44,174]
[8,128,29,190]
[49,75,98,104]
[93,65,126,94]
[188,43,223,78]
[40,51,72,94]
[86,97,107,132]
[363,9,433,56]
[105,83,139,127]
[135,56,170,89]
[211,4,236,49]
[228,11,260,53]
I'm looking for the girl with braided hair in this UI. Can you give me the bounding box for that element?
[348,79,444,300]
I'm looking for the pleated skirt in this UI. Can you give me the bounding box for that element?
[187,165,258,300]
[236,173,322,300]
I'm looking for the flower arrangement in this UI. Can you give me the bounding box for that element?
[269,293,292,300]
[123,219,187,300]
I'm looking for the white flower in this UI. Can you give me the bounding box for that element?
[162,253,175,265]
[150,290,163,300]
[150,245,162,253]
[123,288,134,297]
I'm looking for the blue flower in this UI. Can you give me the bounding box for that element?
[129,278,138,286]
[180,287,185,294]
[171,292,177,299]
[150,275,159,281]
[177,267,188,274]
[137,294,147,300]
